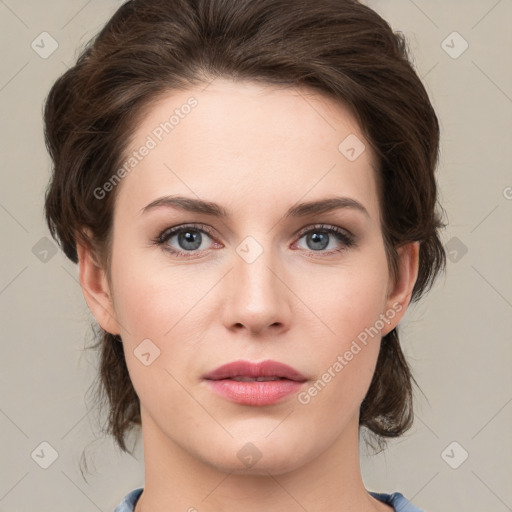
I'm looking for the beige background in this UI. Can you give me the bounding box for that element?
[1,1,511,511]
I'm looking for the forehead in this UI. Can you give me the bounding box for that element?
[115,78,380,222]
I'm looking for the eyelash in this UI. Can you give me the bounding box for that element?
[152,223,356,259]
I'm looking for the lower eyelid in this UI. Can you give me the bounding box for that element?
[156,224,354,255]
[159,227,355,258]
[294,231,354,251]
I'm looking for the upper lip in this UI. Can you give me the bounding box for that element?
[203,360,307,382]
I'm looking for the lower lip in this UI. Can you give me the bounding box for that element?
[204,379,305,406]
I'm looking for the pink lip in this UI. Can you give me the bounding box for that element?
[203,359,307,406]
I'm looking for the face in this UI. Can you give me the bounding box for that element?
[81,78,416,476]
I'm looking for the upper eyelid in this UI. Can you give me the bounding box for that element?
[295,223,352,237]
[158,222,353,244]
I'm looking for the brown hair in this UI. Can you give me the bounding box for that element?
[44,0,445,455]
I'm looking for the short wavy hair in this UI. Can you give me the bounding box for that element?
[43,0,445,455]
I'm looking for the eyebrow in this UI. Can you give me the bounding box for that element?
[139,195,370,219]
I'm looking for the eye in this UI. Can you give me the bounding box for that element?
[294,224,355,255]
[152,222,356,259]
[153,224,218,258]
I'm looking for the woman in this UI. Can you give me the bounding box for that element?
[43,0,445,510]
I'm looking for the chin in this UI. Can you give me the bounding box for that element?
[200,434,315,477]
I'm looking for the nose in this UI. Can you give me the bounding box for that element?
[221,240,293,336]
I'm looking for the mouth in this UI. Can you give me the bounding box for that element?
[202,359,308,382]
[202,360,307,406]
[228,376,287,382]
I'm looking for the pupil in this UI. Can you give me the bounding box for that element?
[179,230,201,250]
[308,231,328,251]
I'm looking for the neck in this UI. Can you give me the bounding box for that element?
[134,409,389,512]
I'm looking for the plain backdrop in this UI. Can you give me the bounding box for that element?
[1,1,511,511]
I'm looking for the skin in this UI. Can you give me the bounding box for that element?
[78,78,419,512]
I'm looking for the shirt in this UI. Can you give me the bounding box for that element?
[113,487,425,511]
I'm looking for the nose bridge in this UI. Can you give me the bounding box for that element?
[235,232,280,303]
[223,232,291,333]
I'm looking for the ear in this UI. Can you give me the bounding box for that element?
[381,241,420,336]
[76,236,120,336]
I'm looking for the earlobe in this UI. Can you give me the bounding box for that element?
[381,241,420,336]
[76,238,120,336]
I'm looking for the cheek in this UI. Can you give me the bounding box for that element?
[302,259,389,344]
[110,247,201,339]
[109,249,215,392]
[296,258,389,404]
[109,254,200,413]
